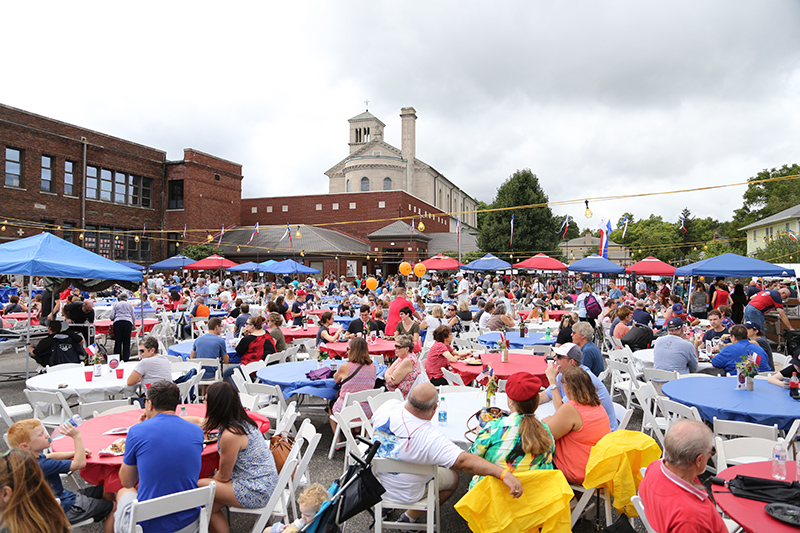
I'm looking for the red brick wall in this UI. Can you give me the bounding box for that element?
[240,190,448,241]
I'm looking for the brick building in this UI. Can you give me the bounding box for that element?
[0,104,242,262]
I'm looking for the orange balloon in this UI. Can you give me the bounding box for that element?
[366,277,378,291]
[399,262,412,276]
[414,263,427,277]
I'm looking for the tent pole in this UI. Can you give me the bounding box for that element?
[25,277,32,379]
[139,283,144,345]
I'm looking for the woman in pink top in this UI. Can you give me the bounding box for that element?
[543,366,611,484]
[425,325,474,386]
[384,335,421,398]
[332,336,377,417]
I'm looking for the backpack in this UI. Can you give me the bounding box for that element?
[583,293,602,319]
[621,323,654,351]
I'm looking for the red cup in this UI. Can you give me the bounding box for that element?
[115,368,124,379]
[84,370,93,382]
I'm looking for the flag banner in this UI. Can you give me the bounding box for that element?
[288,223,293,249]
[142,223,146,236]
[598,219,612,259]
[621,215,629,240]
[680,215,687,233]
[247,223,259,245]
[510,215,515,249]
[217,224,225,248]
[559,214,570,239]
[279,225,289,243]
[182,224,186,239]
[790,230,798,242]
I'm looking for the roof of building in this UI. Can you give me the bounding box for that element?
[426,232,480,255]
[367,221,432,242]
[739,203,800,231]
[219,225,368,256]
[558,234,624,247]
[348,110,385,125]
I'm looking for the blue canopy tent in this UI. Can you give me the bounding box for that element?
[148,254,194,270]
[459,254,512,271]
[0,232,143,377]
[567,254,625,275]
[675,253,796,278]
[116,261,145,271]
[258,260,277,269]
[228,261,265,272]
[264,259,321,275]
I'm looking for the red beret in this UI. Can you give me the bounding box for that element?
[505,373,542,402]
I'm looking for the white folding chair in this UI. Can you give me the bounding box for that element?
[45,363,85,373]
[331,403,373,469]
[24,389,73,430]
[715,436,778,473]
[190,317,208,340]
[657,397,703,429]
[196,359,223,390]
[177,371,203,404]
[228,458,297,533]
[642,367,679,395]
[171,361,203,376]
[607,359,640,409]
[163,354,184,363]
[273,403,298,437]
[246,383,287,426]
[0,397,33,427]
[241,360,267,380]
[368,390,404,415]
[229,367,250,393]
[613,402,634,431]
[773,353,790,371]
[78,400,132,419]
[373,458,440,533]
[630,495,656,533]
[441,368,465,387]
[124,481,216,533]
[288,419,322,511]
[328,388,382,459]
[713,417,778,441]
[633,383,667,447]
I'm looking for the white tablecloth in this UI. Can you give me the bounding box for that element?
[434,390,556,450]
[631,348,714,372]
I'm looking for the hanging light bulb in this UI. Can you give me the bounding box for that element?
[584,200,593,219]
[0,225,5,232]
[300,250,305,257]
[418,220,425,232]
[236,246,241,253]
[510,253,513,260]
[56,225,61,230]
[366,254,370,260]
[175,242,180,248]
[134,235,140,242]
[207,233,213,242]
[693,246,697,251]
[114,235,119,240]
[78,233,84,240]
[296,226,302,239]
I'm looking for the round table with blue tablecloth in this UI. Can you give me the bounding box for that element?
[0,287,18,303]
[477,331,556,349]
[257,360,387,400]
[662,376,800,431]
[168,339,239,363]
[209,310,228,318]
[333,315,356,326]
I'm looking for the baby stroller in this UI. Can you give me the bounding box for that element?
[301,437,385,533]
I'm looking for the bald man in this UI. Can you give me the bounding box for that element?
[639,420,727,532]
[371,383,523,524]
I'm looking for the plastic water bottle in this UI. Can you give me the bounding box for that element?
[438,397,447,426]
[773,438,788,480]
[545,326,551,341]
[180,406,188,418]
[67,414,83,428]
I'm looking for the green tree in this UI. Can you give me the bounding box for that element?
[610,215,682,263]
[477,169,558,255]
[752,235,800,263]
[181,243,222,260]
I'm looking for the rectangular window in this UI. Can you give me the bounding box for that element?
[251,206,257,213]
[98,226,112,258]
[113,233,125,259]
[5,148,21,187]
[266,206,273,213]
[64,161,75,196]
[127,235,139,261]
[378,201,385,208]
[140,239,151,261]
[315,204,322,211]
[115,172,127,203]
[282,205,288,212]
[100,169,113,201]
[86,165,98,199]
[40,155,53,192]
[167,232,181,257]
[141,178,152,208]
[84,225,97,252]
[332,203,339,210]
[349,202,356,209]
[62,222,76,244]
[130,175,140,206]
[168,180,184,210]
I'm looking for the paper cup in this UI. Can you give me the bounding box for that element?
[115,368,124,379]
[84,370,93,382]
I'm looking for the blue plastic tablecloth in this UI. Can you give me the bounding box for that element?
[257,361,387,400]
[0,287,18,303]
[478,332,556,349]
[168,339,239,364]
[333,315,356,326]
[209,310,228,318]
[662,376,800,431]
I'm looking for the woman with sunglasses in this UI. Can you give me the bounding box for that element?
[0,448,71,533]
[384,335,422,398]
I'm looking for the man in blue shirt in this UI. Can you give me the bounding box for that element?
[234,303,251,336]
[632,300,654,328]
[712,325,771,376]
[654,317,699,375]
[190,317,229,377]
[539,342,619,431]
[116,381,204,533]
[571,321,604,377]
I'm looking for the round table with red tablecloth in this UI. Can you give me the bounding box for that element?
[516,309,570,322]
[93,318,159,336]
[280,326,340,343]
[2,312,40,325]
[451,352,550,387]
[50,403,269,493]
[323,338,396,360]
[715,461,799,533]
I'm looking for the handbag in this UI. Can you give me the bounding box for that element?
[270,431,295,473]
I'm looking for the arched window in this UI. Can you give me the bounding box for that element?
[346,179,351,192]
[361,177,370,191]
[383,177,392,190]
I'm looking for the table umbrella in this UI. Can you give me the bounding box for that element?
[625,256,675,276]
[513,254,567,271]
[421,254,463,271]
[460,254,512,271]
[567,254,625,274]
[116,261,146,271]
[184,255,238,270]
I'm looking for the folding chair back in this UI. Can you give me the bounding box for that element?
[368,390,403,415]
[241,360,267,379]
[229,458,298,533]
[630,495,656,533]
[373,458,440,532]
[331,403,373,467]
[442,368,465,387]
[713,417,778,441]
[715,435,778,473]
[633,383,666,447]
[657,397,702,428]
[24,389,73,429]
[125,481,215,533]
[0,397,33,427]
[78,400,132,419]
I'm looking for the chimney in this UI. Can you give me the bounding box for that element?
[400,107,417,191]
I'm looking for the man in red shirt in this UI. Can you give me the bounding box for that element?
[385,286,422,336]
[745,287,792,333]
[639,420,727,532]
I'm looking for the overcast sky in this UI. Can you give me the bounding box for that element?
[4,1,800,231]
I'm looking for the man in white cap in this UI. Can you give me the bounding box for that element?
[455,272,470,303]
[539,342,618,431]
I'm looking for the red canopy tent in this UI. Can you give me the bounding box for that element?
[513,253,568,271]
[625,256,675,276]
[185,254,239,270]
[421,254,463,270]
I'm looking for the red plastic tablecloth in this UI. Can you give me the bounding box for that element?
[516,309,569,321]
[94,319,159,336]
[3,312,40,325]
[50,404,269,493]
[451,352,550,387]
[324,338,396,359]
[281,326,339,343]
[715,461,798,533]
